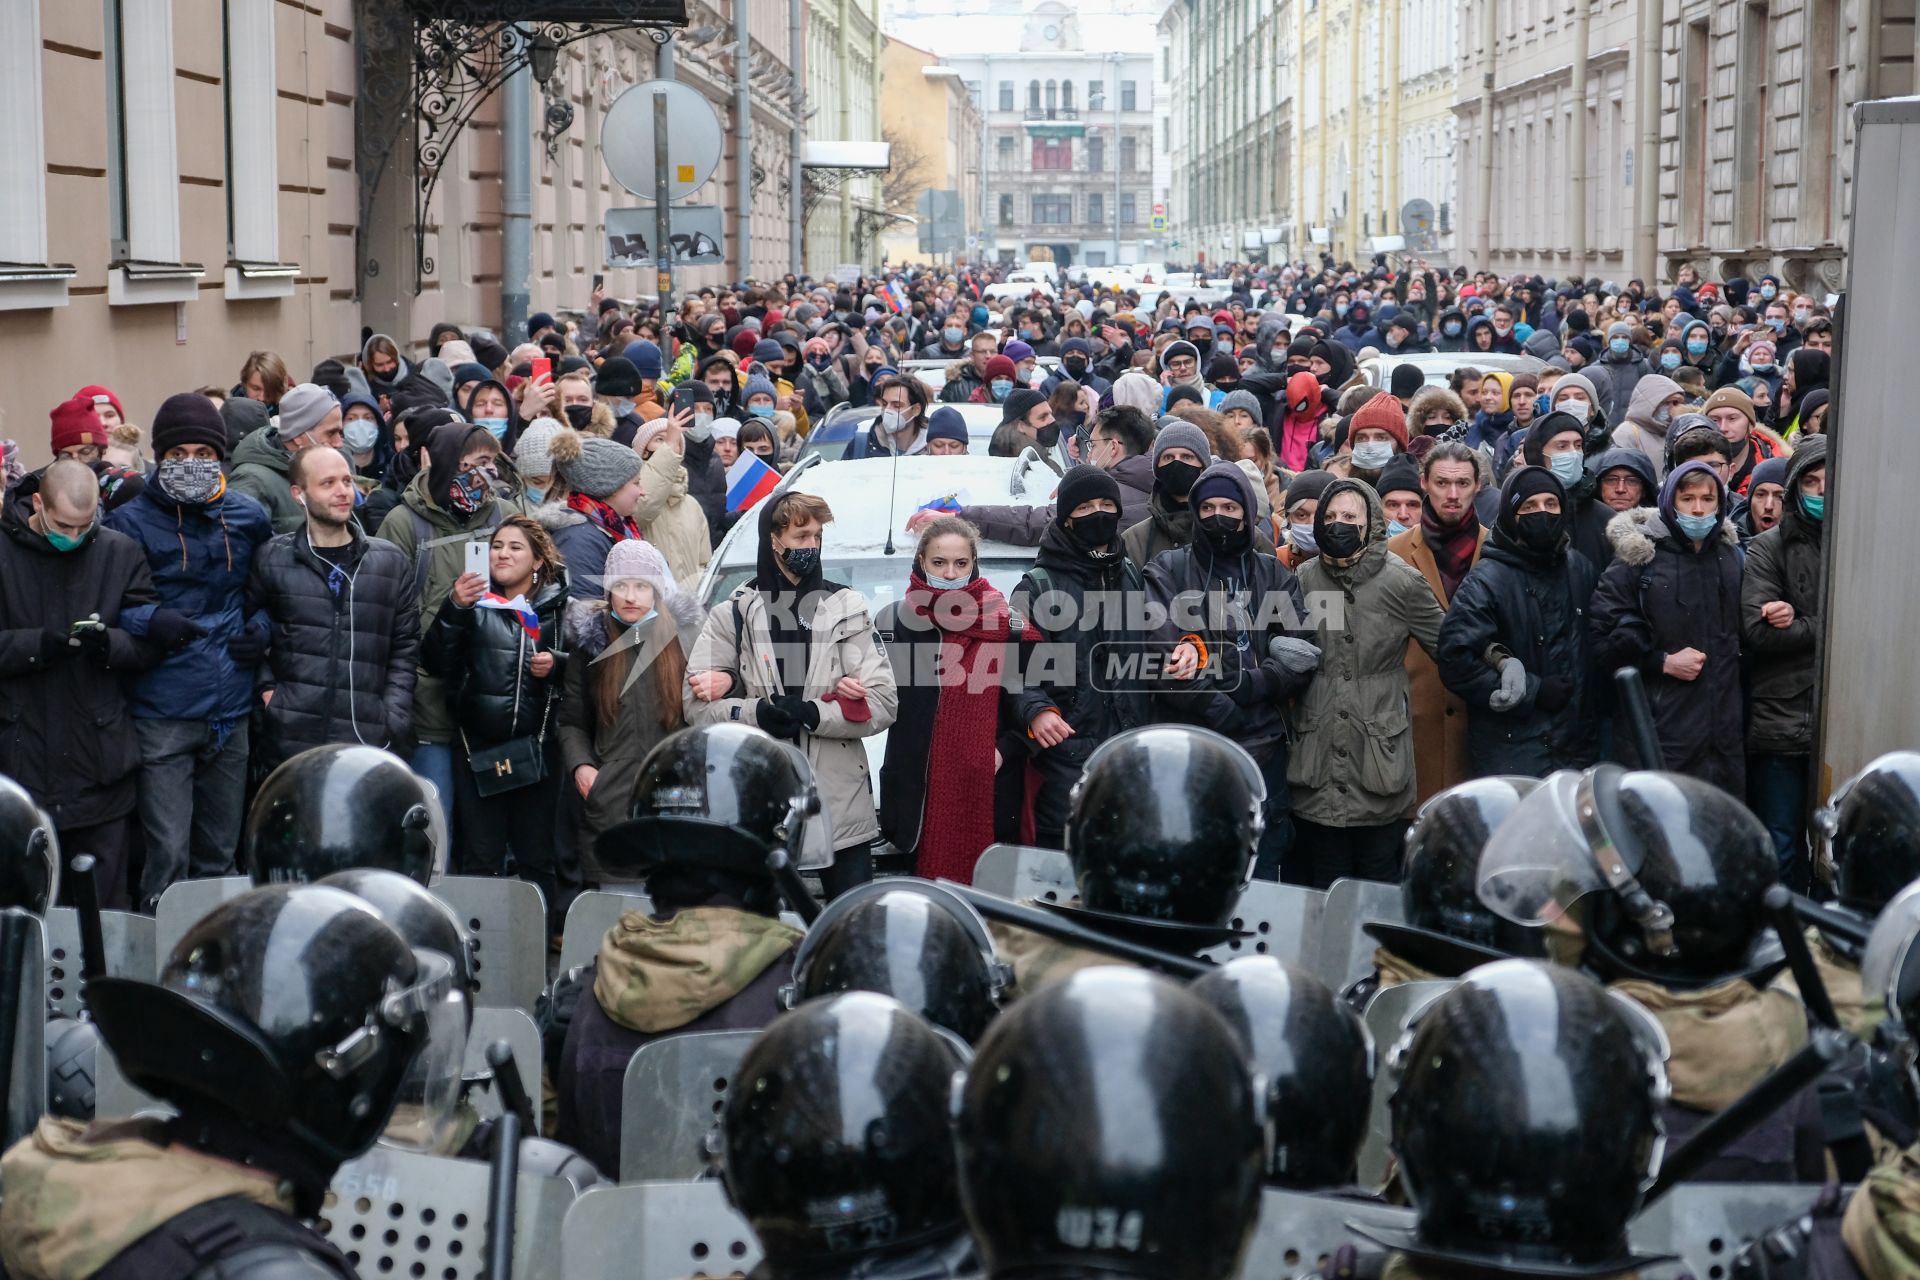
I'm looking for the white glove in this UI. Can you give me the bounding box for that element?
[1268,637,1322,675]
[1488,657,1528,711]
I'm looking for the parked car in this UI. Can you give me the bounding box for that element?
[1357,350,1548,390]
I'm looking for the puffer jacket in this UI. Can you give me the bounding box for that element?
[685,581,898,849]
[420,567,569,749]
[1595,344,1656,429]
[557,598,683,839]
[226,428,304,533]
[103,476,274,722]
[632,444,712,587]
[246,524,420,769]
[0,476,160,827]
[1124,484,1277,568]
[681,432,731,547]
[1609,373,1682,481]
[1290,481,1447,826]
[1589,504,1746,793]
[1741,436,1826,754]
[965,453,1156,548]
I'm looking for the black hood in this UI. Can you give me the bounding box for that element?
[423,421,494,510]
[458,378,521,449]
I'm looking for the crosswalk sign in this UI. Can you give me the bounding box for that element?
[1150,214,1167,231]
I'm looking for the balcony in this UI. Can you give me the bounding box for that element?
[1023,107,1080,121]
[1023,106,1085,138]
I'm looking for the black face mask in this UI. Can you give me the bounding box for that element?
[1156,459,1204,500]
[780,545,821,578]
[1035,421,1060,448]
[1318,521,1365,560]
[1066,510,1119,550]
[1062,357,1089,378]
[1514,511,1562,551]
[1190,338,1213,358]
[564,404,594,429]
[1198,513,1243,551]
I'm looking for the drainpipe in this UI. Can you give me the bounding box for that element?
[1569,0,1590,280]
[735,0,752,278]
[790,0,805,272]
[1474,0,1496,266]
[1634,0,1660,282]
[501,38,531,339]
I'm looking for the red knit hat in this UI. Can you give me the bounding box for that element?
[1350,392,1410,450]
[984,355,1018,382]
[49,395,106,455]
[75,385,124,422]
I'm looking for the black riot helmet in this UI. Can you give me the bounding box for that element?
[1478,766,1778,987]
[1367,776,1546,975]
[594,723,828,879]
[956,968,1264,1280]
[244,745,445,887]
[88,886,453,1213]
[1825,752,1920,918]
[0,773,58,913]
[1059,726,1264,948]
[723,992,970,1274]
[1189,957,1374,1189]
[1378,960,1672,1277]
[785,879,1010,1043]
[318,868,478,1011]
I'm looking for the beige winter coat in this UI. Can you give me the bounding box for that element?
[685,583,898,849]
[632,445,711,587]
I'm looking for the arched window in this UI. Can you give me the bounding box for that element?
[1061,80,1074,112]
[1028,80,1040,110]
[1045,79,1057,112]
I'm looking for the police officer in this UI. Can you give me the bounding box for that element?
[555,723,821,1178]
[1333,959,1672,1279]
[723,992,976,1280]
[1479,765,1826,1183]
[783,880,1010,1043]
[988,725,1266,995]
[0,773,57,916]
[0,884,448,1279]
[1190,956,1374,1190]
[955,967,1264,1280]
[243,744,447,886]
[1347,775,1544,1010]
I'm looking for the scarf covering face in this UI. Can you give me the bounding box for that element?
[593,906,802,1034]
[567,489,641,543]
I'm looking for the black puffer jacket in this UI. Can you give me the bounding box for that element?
[1436,472,1600,777]
[0,476,161,827]
[680,431,732,547]
[420,569,569,749]
[246,525,421,769]
[1741,435,1826,755]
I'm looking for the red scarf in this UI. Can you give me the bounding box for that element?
[903,573,1037,884]
[567,490,640,543]
[1422,506,1482,601]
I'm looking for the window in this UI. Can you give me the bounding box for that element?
[1045,79,1057,112]
[224,0,293,297]
[0,0,70,307]
[1028,80,1041,111]
[1061,80,1074,112]
[1735,0,1771,244]
[998,80,1013,110]
[1121,80,1137,111]
[1088,136,1105,171]
[1032,139,1073,170]
[1120,135,1137,172]
[1682,18,1709,246]
[1120,193,1137,224]
[1089,79,1105,110]
[104,0,200,303]
[998,135,1015,169]
[999,194,1014,226]
[1032,195,1073,224]
[1088,192,1104,224]
[1087,249,1108,267]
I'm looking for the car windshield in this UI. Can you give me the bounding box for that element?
[703,556,1035,610]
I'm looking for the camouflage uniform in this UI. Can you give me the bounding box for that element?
[987,917,1136,1001]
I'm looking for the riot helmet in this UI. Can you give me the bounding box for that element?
[723,992,970,1274]
[1824,752,1920,919]
[1377,960,1672,1276]
[784,879,1010,1043]
[955,967,1264,1280]
[1478,766,1778,987]
[244,745,445,887]
[1058,726,1263,948]
[88,885,454,1211]
[1367,776,1546,975]
[0,773,58,913]
[1860,882,1920,1100]
[1189,956,1374,1189]
[594,723,829,881]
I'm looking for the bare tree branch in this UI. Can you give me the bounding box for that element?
[881,126,930,216]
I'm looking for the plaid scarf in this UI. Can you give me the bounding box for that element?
[567,490,640,543]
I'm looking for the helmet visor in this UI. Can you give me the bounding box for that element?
[1861,881,1920,1015]
[1475,770,1601,928]
[376,949,467,1153]
[769,742,833,872]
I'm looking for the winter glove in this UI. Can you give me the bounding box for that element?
[36,628,72,665]
[1488,657,1528,711]
[70,620,111,666]
[227,619,270,666]
[755,697,805,741]
[1535,674,1575,714]
[774,694,821,732]
[1268,637,1323,675]
[146,608,209,654]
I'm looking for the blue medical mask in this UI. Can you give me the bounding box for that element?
[924,570,970,590]
[1686,337,1709,355]
[1289,522,1318,555]
[524,485,547,505]
[1750,361,1775,374]
[343,419,380,453]
[1442,320,1462,336]
[1536,393,1553,417]
[1549,452,1584,485]
[943,326,964,344]
[1660,351,1682,370]
[1766,316,1786,333]
[45,525,92,552]
[749,404,776,419]
[1759,284,1777,299]
[476,417,510,439]
[1674,510,1718,540]
[1610,338,1630,355]
[611,398,637,419]
[991,379,1014,401]
[1335,302,1350,318]
[1352,441,1395,470]
[1385,518,1409,539]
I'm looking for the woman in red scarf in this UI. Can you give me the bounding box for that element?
[877,517,1036,883]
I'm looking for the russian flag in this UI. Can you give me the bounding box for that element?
[476,591,542,641]
[916,489,967,515]
[726,452,781,512]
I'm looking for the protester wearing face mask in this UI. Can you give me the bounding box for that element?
[660,382,729,546]
[459,376,520,452]
[1593,319,1653,427]
[921,313,972,360]
[338,392,393,485]
[1611,373,1686,483]
[1588,459,1744,794]
[229,383,343,534]
[1344,392,1407,488]
[593,357,652,448]
[797,335,850,420]
[1432,306,1470,352]
[685,491,897,898]
[850,375,930,460]
[510,417,564,509]
[1278,468,1334,571]
[1042,336,1113,402]
[1547,370,1613,456]
[1437,466,1600,777]
[876,517,1037,884]
[1516,410,1613,574]
[1285,478,1444,887]
[1126,420,1236,566]
[1147,462,1314,881]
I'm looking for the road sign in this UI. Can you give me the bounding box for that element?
[1150,214,1167,232]
[1152,202,1166,216]
[605,206,726,265]
[600,80,723,202]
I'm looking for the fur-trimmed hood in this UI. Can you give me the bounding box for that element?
[1604,504,1741,567]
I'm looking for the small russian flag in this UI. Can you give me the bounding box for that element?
[725,452,782,513]
[916,490,966,515]
[476,591,542,641]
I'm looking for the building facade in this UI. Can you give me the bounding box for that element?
[804,0,884,274]
[875,37,984,266]
[1159,0,1294,266]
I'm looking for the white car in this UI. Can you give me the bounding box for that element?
[983,268,1059,302]
[794,401,1007,463]
[1358,351,1548,391]
[1141,272,1232,309]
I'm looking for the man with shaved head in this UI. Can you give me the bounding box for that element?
[0,457,163,907]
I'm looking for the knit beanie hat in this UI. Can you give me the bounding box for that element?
[1053,464,1121,527]
[596,357,644,398]
[1162,340,1200,367]
[1001,388,1046,426]
[275,384,338,443]
[547,426,642,499]
[1003,339,1035,365]
[1701,385,1757,429]
[513,417,564,480]
[984,355,1018,383]
[151,393,229,460]
[926,407,967,446]
[1389,363,1427,401]
[49,395,106,455]
[76,385,125,423]
[420,358,456,401]
[1283,468,1336,514]
[603,537,672,591]
[1374,456,1422,499]
[623,340,665,381]
[712,417,742,441]
[1189,467,1243,510]
[1151,419,1212,468]
[1349,392,1410,449]
[1607,320,1633,342]
[221,396,271,449]
[1749,456,1791,492]
[752,339,785,366]
[743,374,777,403]
[1218,389,1263,421]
